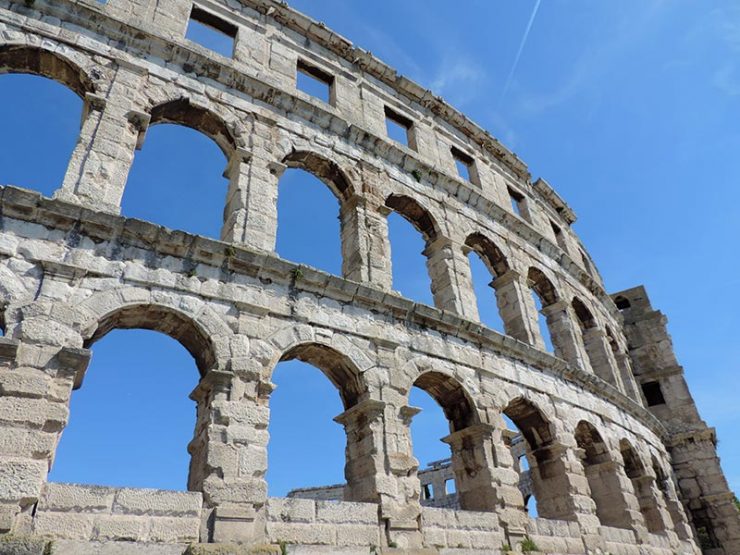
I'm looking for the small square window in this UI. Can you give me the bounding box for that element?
[508,187,529,221]
[384,106,415,150]
[186,6,237,58]
[296,60,334,104]
[642,381,666,406]
[451,146,477,184]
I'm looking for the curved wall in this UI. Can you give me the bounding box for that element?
[0,0,729,553]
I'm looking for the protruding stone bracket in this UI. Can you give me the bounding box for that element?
[441,422,496,446]
[334,398,386,427]
[82,92,107,123]
[267,160,287,178]
[224,146,253,178]
[126,109,152,150]
[398,404,421,427]
[190,368,233,402]
[56,346,92,390]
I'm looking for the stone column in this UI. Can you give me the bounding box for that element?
[540,301,590,371]
[581,328,622,389]
[423,236,478,318]
[0,337,90,534]
[657,471,694,541]
[57,67,146,213]
[339,194,393,290]
[443,423,528,545]
[335,399,422,550]
[221,151,280,252]
[491,270,540,344]
[578,455,647,541]
[189,369,270,544]
[614,353,642,402]
[628,472,673,536]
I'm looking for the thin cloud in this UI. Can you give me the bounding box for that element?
[497,0,542,109]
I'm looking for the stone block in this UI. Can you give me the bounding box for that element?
[265,498,315,523]
[264,522,334,545]
[40,483,115,513]
[147,516,200,543]
[93,515,147,541]
[315,501,377,524]
[33,511,95,540]
[334,524,381,546]
[112,488,202,517]
[0,460,46,503]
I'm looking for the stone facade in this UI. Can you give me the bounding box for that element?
[0,0,736,553]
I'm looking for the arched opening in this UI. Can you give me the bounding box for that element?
[527,268,557,352]
[409,372,484,512]
[614,296,631,311]
[503,398,564,519]
[267,343,367,502]
[502,418,537,516]
[573,298,620,385]
[385,194,438,306]
[276,152,350,276]
[0,51,85,196]
[620,439,667,533]
[652,456,691,540]
[571,298,596,330]
[574,421,630,529]
[122,100,233,238]
[50,305,215,490]
[464,233,508,332]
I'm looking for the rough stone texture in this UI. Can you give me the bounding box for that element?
[0,0,733,553]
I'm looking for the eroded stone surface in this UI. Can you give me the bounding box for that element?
[0,0,736,553]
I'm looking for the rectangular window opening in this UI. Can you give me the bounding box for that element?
[296,60,334,104]
[186,6,237,59]
[508,187,529,221]
[451,146,476,184]
[444,478,456,495]
[642,381,666,407]
[550,220,568,250]
[422,483,433,500]
[384,106,415,149]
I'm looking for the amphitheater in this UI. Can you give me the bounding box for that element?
[0,0,739,553]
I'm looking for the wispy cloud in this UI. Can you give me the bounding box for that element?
[498,0,542,109]
[512,0,668,116]
[429,55,487,108]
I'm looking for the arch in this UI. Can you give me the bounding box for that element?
[503,396,555,451]
[464,232,509,277]
[75,288,237,377]
[614,296,631,310]
[0,45,95,98]
[412,370,478,433]
[282,150,354,201]
[620,438,667,533]
[527,267,558,306]
[571,297,596,329]
[385,194,439,242]
[575,420,631,529]
[84,304,217,376]
[148,98,236,157]
[279,343,367,409]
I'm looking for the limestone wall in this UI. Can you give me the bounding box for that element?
[0,0,732,552]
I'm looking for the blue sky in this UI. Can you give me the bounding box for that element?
[0,0,737,501]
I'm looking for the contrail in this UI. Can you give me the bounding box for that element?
[498,0,542,108]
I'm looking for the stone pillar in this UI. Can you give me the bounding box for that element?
[491,270,540,344]
[423,236,478,318]
[628,472,673,536]
[578,456,647,540]
[581,328,622,389]
[614,353,642,403]
[57,68,145,213]
[657,471,694,541]
[221,152,280,252]
[540,301,590,371]
[339,194,393,290]
[335,399,422,550]
[189,369,270,544]
[0,338,90,534]
[443,423,528,545]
